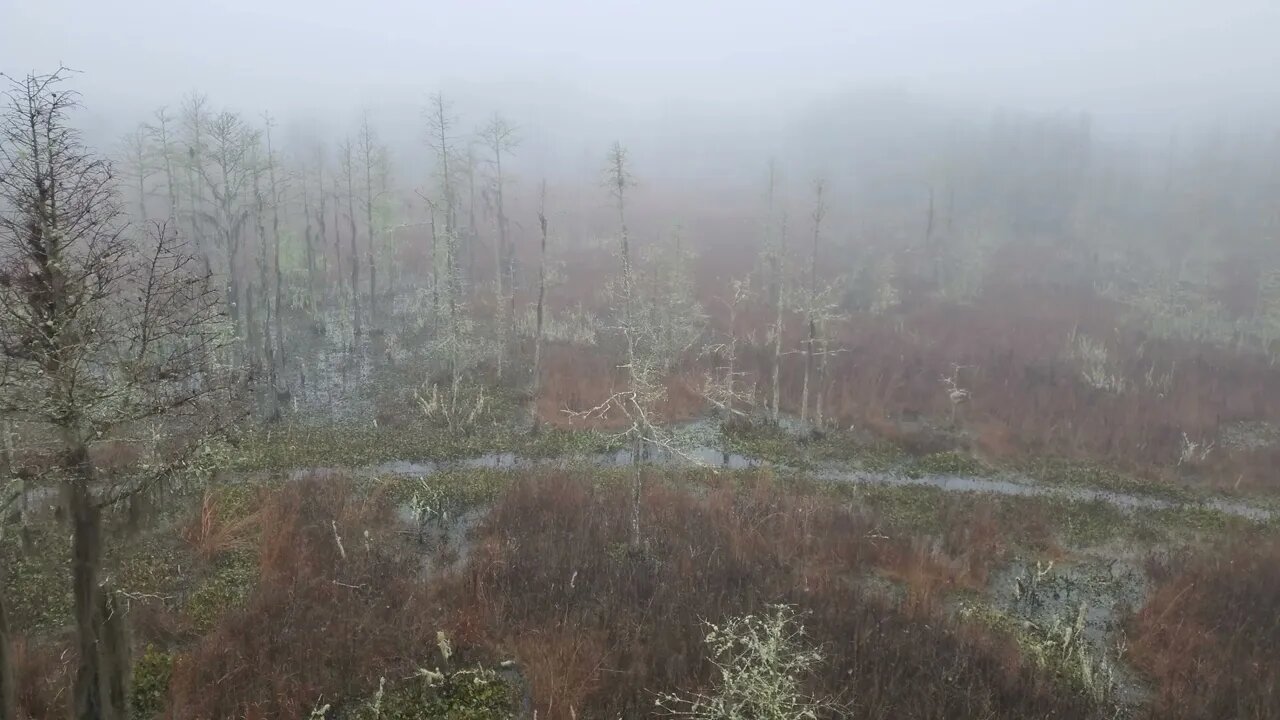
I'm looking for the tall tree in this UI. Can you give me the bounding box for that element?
[478,113,519,376]
[179,93,210,272]
[145,107,180,223]
[357,114,385,327]
[0,68,233,720]
[800,179,825,426]
[197,110,258,349]
[119,124,152,226]
[426,93,458,237]
[340,137,361,338]
[531,179,549,432]
[263,114,285,366]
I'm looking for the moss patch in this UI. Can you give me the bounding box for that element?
[185,550,257,632]
[904,451,992,478]
[350,669,513,720]
[131,645,174,719]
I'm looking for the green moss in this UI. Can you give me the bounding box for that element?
[1021,457,1194,502]
[1,523,72,633]
[234,422,617,472]
[375,468,513,515]
[130,645,174,719]
[185,550,257,632]
[904,451,991,478]
[115,537,188,602]
[722,422,903,470]
[351,669,513,720]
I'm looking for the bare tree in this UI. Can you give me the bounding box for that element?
[478,113,519,373]
[702,277,755,434]
[762,161,789,422]
[357,113,386,327]
[145,107,180,223]
[531,179,549,431]
[0,68,235,720]
[339,137,361,339]
[568,144,666,547]
[300,148,319,314]
[263,114,285,366]
[119,124,153,226]
[179,93,210,271]
[425,93,459,237]
[799,179,825,426]
[197,110,259,349]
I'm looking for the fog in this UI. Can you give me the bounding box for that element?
[6,0,1280,159]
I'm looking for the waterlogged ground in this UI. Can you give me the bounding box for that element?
[248,417,1272,717]
[8,412,1274,719]
[275,418,1275,523]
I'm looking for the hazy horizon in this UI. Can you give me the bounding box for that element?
[5,0,1279,142]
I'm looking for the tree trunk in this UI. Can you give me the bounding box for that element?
[68,472,106,720]
[345,148,361,340]
[303,178,317,315]
[814,330,827,429]
[770,210,787,423]
[362,133,377,328]
[0,586,15,720]
[531,181,548,432]
[98,586,129,720]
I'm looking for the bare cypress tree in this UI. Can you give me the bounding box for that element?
[179,93,209,272]
[478,113,519,374]
[263,114,285,365]
[425,93,458,238]
[531,179,549,432]
[198,110,259,353]
[251,144,276,412]
[120,124,152,226]
[145,107,180,222]
[763,161,788,422]
[799,180,825,426]
[340,137,361,338]
[357,114,385,327]
[301,153,318,315]
[0,68,234,720]
[607,142,644,547]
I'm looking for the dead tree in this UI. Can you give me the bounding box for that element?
[119,124,153,226]
[426,93,459,240]
[179,93,210,271]
[0,68,235,720]
[799,179,826,426]
[145,107,180,223]
[263,114,285,366]
[531,179,549,431]
[300,149,318,314]
[197,110,258,353]
[478,113,519,375]
[340,138,361,339]
[607,142,643,546]
[357,113,385,327]
[762,161,788,422]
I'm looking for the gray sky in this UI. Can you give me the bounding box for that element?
[4,0,1279,149]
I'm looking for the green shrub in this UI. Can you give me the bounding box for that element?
[131,645,174,719]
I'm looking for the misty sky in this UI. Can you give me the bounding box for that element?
[4,0,1280,160]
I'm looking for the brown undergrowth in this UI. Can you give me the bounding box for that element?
[438,470,1104,719]
[1129,537,1280,720]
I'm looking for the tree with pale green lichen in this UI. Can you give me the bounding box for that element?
[656,605,837,720]
[0,68,239,720]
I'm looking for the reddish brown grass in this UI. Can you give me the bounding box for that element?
[1129,537,1280,720]
[440,470,1103,719]
[166,477,445,719]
